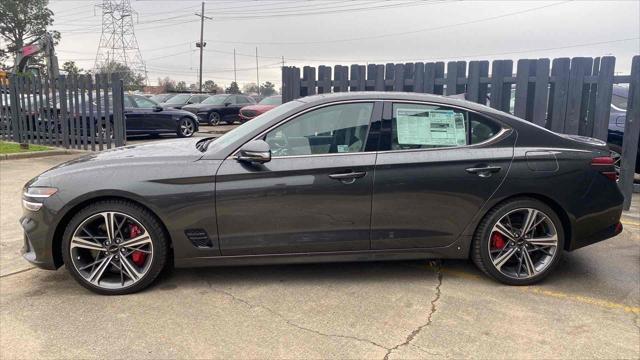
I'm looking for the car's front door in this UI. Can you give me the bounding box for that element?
[133,95,175,132]
[371,101,515,250]
[215,101,382,255]
[122,95,144,134]
[220,95,240,122]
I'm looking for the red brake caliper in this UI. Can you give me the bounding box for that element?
[129,224,146,266]
[491,232,506,250]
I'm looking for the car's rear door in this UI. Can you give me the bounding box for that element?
[215,101,382,255]
[371,101,515,250]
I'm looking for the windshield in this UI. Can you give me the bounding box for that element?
[202,95,228,105]
[164,94,190,104]
[259,96,282,105]
[150,94,171,103]
[209,100,302,151]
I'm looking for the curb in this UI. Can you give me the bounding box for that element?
[0,149,86,161]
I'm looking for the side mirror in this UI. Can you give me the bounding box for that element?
[237,140,271,164]
[224,102,232,107]
[153,106,163,112]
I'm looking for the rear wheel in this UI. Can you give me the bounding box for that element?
[471,198,564,285]
[209,112,222,126]
[62,200,168,295]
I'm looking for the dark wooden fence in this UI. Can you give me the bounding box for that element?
[0,73,126,150]
[282,55,640,209]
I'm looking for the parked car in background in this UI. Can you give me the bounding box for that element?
[606,85,639,180]
[159,93,210,109]
[182,94,255,125]
[123,94,199,137]
[239,95,282,122]
[149,93,177,103]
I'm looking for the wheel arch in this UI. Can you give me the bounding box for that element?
[51,194,173,268]
[472,193,573,252]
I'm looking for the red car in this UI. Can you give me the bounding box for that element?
[239,95,282,122]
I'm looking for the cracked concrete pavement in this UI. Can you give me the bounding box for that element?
[1,153,639,359]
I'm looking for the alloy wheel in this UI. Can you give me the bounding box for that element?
[69,212,154,290]
[209,112,221,125]
[180,119,195,137]
[488,208,558,279]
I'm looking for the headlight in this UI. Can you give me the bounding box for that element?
[22,187,58,211]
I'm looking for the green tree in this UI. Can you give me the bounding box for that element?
[203,79,222,93]
[225,81,240,94]
[158,76,175,92]
[175,81,187,91]
[62,60,83,76]
[260,81,277,96]
[96,60,146,90]
[0,0,60,68]
[242,82,258,94]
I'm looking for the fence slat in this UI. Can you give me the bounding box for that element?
[565,57,591,135]
[514,59,531,119]
[57,76,70,148]
[532,59,550,127]
[35,76,44,144]
[317,66,331,94]
[95,74,104,151]
[79,75,89,150]
[393,64,405,92]
[585,57,601,137]
[592,56,616,140]
[548,58,570,132]
[87,75,95,150]
[619,55,640,209]
[350,64,364,91]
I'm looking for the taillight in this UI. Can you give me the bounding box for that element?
[591,156,617,181]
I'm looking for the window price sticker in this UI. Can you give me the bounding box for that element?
[396,108,467,146]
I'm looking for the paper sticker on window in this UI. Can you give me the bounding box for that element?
[337,144,349,153]
[396,108,467,146]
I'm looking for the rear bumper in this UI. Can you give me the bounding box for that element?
[568,221,623,251]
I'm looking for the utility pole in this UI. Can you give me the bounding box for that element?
[233,48,237,84]
[195,2,211,92]
[255,47,260,96]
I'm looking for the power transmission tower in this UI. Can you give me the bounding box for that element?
[94,0,147,82]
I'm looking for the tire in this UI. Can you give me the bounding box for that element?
[177,118,196,138]
[209,112,222,126]
[62,199,169,295]
[471,197,565,285]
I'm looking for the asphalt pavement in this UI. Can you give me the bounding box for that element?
[1,152,638,359]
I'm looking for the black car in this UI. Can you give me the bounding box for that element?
[182,94,256,125]
[123,94,199,137]
[158,93,210,109]
[20,92,624,294]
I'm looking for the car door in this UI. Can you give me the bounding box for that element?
[220,95,240,122]
[133,95,175,132]
[371,101,515,250]
[122,95,144,134]
[215,101,382,255]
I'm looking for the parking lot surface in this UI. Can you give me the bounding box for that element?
[1,154,638,359]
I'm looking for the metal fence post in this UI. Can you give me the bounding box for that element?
[57,75,70,148]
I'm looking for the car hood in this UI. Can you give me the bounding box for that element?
[241,104,277,112]
[37,138,204,180]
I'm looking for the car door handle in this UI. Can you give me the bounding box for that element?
[328,171,367,181]
[465,165,502,177]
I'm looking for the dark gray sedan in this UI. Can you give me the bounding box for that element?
[20,92,624,294]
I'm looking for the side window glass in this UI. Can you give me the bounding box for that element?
[265,103,373,157]
[123,95,136,108]
[229,96,238,105]
[134,96,157,108]
[391,103,468,150]
[469,113,502,144]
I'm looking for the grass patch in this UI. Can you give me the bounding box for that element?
[0,141,52,154]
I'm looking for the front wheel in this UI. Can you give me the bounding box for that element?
[178,118,196,137]
[62,200,168,295]
[471,198,564,285]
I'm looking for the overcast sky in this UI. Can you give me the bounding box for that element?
[48,0,640,89]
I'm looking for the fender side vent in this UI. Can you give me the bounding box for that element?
[185,229,213,248]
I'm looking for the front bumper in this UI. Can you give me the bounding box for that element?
[20,207,58,270]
